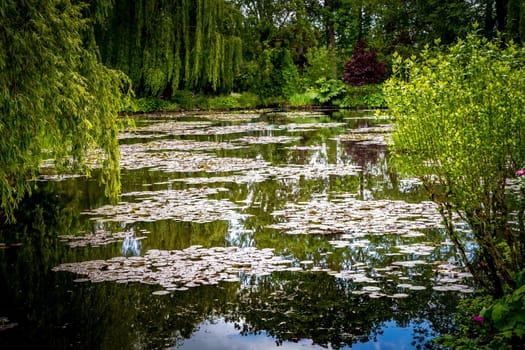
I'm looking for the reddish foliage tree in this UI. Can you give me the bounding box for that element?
[342,41,388,86]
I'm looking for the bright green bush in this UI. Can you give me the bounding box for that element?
[384,30,525,297]
[312,78,347,104]
[254,47,300,99]
[132,97,177,112]
[288,91,318,107]
[436,294,498,349]
[171,90,196,109]
[208,95,241,110]
[437,271,525,349]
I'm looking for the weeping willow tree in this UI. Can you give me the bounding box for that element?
[0,0,129,221]
[95,0,243,96]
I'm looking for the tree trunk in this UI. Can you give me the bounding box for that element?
[496,0,508,32]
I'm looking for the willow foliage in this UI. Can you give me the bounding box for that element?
[384,31,525,296]
[0,0,128,221]
[96,0,243,96]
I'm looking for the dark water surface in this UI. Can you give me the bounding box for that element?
[0,110,472,349]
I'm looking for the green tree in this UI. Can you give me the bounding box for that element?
[255,46,300,99]
[233,0,320,96]
[384,31,525,297]
[0,0,128,221]
[366,0,473,56]
[95,0,243,96]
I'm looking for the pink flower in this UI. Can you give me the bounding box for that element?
[473,315,484,323]
[517,168,525,177]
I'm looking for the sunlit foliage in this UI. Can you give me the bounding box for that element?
[385,30,525,297]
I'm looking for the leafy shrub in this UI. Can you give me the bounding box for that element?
[255,47,300,99]
[205,93,261,110]
[235,60,259,93]
[133,97,176,112]
[437,271,525,349]
[123,92,264,112]
[171,90,196,109]
[259,95,286,107]
[385,30,525,296]
[339,84,386,108]
[342,41,389,86]
[362,90,387,108]
[436,294,498,349]
[208,95,241,110]
[312,78,347,104]
[236,92,261,108]
[287,79,349,107]
[481,269,525,344]
[288,91,318,107]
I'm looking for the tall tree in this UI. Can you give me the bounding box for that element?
[232,0,320,95]
[0,0,128,221]
[95,0,243,96]
[234,0,320,64]
[473,0,524,41]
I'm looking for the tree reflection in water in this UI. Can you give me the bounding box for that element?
[1,110,471,349]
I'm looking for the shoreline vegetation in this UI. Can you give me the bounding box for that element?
[120,85,387,114]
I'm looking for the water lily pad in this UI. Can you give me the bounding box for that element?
[0,317,18,331]
[151,290,171,296]
[390,293,409,298]
[391,260,428,267]
[121,139,243,153]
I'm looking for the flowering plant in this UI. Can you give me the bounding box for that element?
[472,315,485,323]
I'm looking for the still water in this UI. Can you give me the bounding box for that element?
[0,110,472,349]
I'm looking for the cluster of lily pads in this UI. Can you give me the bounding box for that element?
[335,124,393,145]
[122,121,273,138]
[234,135,302,145]
[267,111,328,119]
[53,246,293,294]
[83,187,242,224]
[268,195,448,237]
[119,150,269,173]
[120,139,244,153]
[59,228,148,248]
[121,118,347,140]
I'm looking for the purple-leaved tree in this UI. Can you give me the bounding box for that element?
[342,41,388,86]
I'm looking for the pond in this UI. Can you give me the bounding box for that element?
[0,110,473,349]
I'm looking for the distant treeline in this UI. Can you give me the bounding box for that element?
[89,0,525,98]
